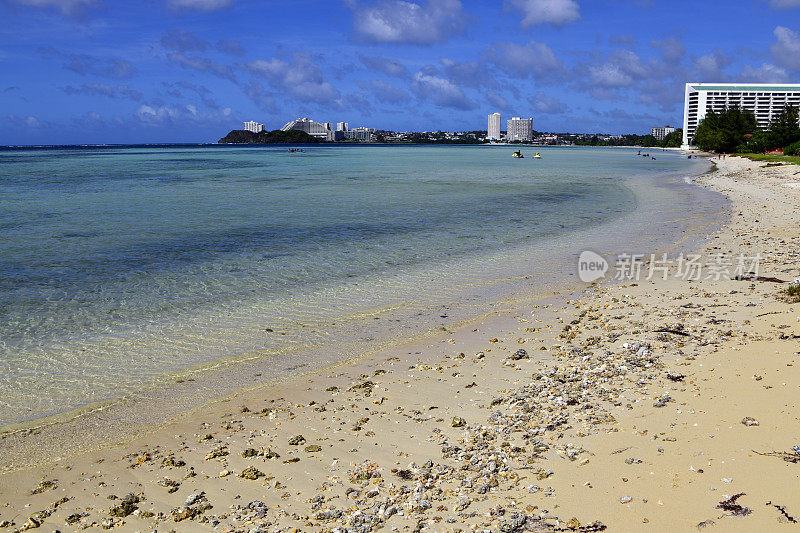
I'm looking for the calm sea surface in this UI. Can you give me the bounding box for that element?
[0,144,721,426]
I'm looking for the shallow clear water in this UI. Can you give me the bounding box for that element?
[0,144,718,426]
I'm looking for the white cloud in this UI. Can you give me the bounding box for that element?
[650,37,685,63]
[165,0,232,11]
[349,0,467,45]
[9,0,99,16]
[585,49,648,88]
[63,83,143,100]
[135,103,231,124]
[412,72,476,110]
[771,26,800,70]
[529,92,568,114]
[588,64,632,88]
[7,114,42,128]
[768,0,800,8]
[485,41,563,79]
[504,0,580,28]
[740,63,791,82]
[692,49,730,81]
[167,53,236,81]
[485,90,509,110]
[243,53,340,105]
[359,55,409,78]
[161,29,208,53]
[367,80,410,104]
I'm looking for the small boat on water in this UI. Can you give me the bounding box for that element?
[512,150,524,158]
[533,153,541,159]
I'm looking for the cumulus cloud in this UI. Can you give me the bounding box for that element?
[359,55,409,77]
[503,0,580,28]
[366,80,410,104]
[243,52,339,105]
[216,38,245,56]
[7,114,42,128]
[691,49,730,81]
[63,83,143,100]
[587,49,648,88]
[767,0,800,8]
[651,36,685,63]
[771,26,800,70]
[165,0,232,11]
[135,103,232,124]
[161,29,208,53]
[529,91,568,114]
[8,0,100,17]
[167,52,236,81]
[485,41,564,79]
[609,34,636,47]
[348,0,467,45]
[38,46,136,79]
[589,107,657,121]
[163,81,220,108]
[485,90,509,110]
[412,72,476,110]
[241,80,277,112]
[740,62,791,82]
[438,58,496,88]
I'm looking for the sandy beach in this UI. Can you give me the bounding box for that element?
[1,154,799,532]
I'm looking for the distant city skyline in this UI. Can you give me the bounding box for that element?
[2,1,800,144]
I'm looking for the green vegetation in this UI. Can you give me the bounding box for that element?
[737,153,800,165]
[784,139,800,156]
[218,129,323,144]
[787,283,800,303]
[693,107,757,153]
[573,130,682,148]
[693,105,800,154]
[406,131,484,144]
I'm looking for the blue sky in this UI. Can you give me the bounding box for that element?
[1,0,800,144]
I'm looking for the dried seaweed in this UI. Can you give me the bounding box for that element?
[716,493,751,516]
[735,274,785,283]
[548,522,607,532]
[653,328,690,337]
[752,449,800,464]
[766,501,797,523]
[394,469,414,480]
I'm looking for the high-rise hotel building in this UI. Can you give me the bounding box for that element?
[507,117,533,142]
[487,113,501,140]
[243,120,265,133]
[682,83,800,147]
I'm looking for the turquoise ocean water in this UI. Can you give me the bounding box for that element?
[0,144,722,427]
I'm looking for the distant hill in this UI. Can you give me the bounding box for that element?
[218,129,324,144]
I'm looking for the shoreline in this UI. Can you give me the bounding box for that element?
[0,150,713,470]
[5,154,799,531]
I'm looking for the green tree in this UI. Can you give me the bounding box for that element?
[693,107,757,153]
[735,130,771,153]
[767,105,800,149]
[660,129,683,148]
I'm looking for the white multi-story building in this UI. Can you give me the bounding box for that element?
[651,125,675,140]
[682,83,800,147]
[243,120,264,133]
[280,117,334,141]
[487,113,501,140]
[507,117,533,142]
[344,127,375,141]
[336,122,349,131]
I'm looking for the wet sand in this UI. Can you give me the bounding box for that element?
[1,155,798,532]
